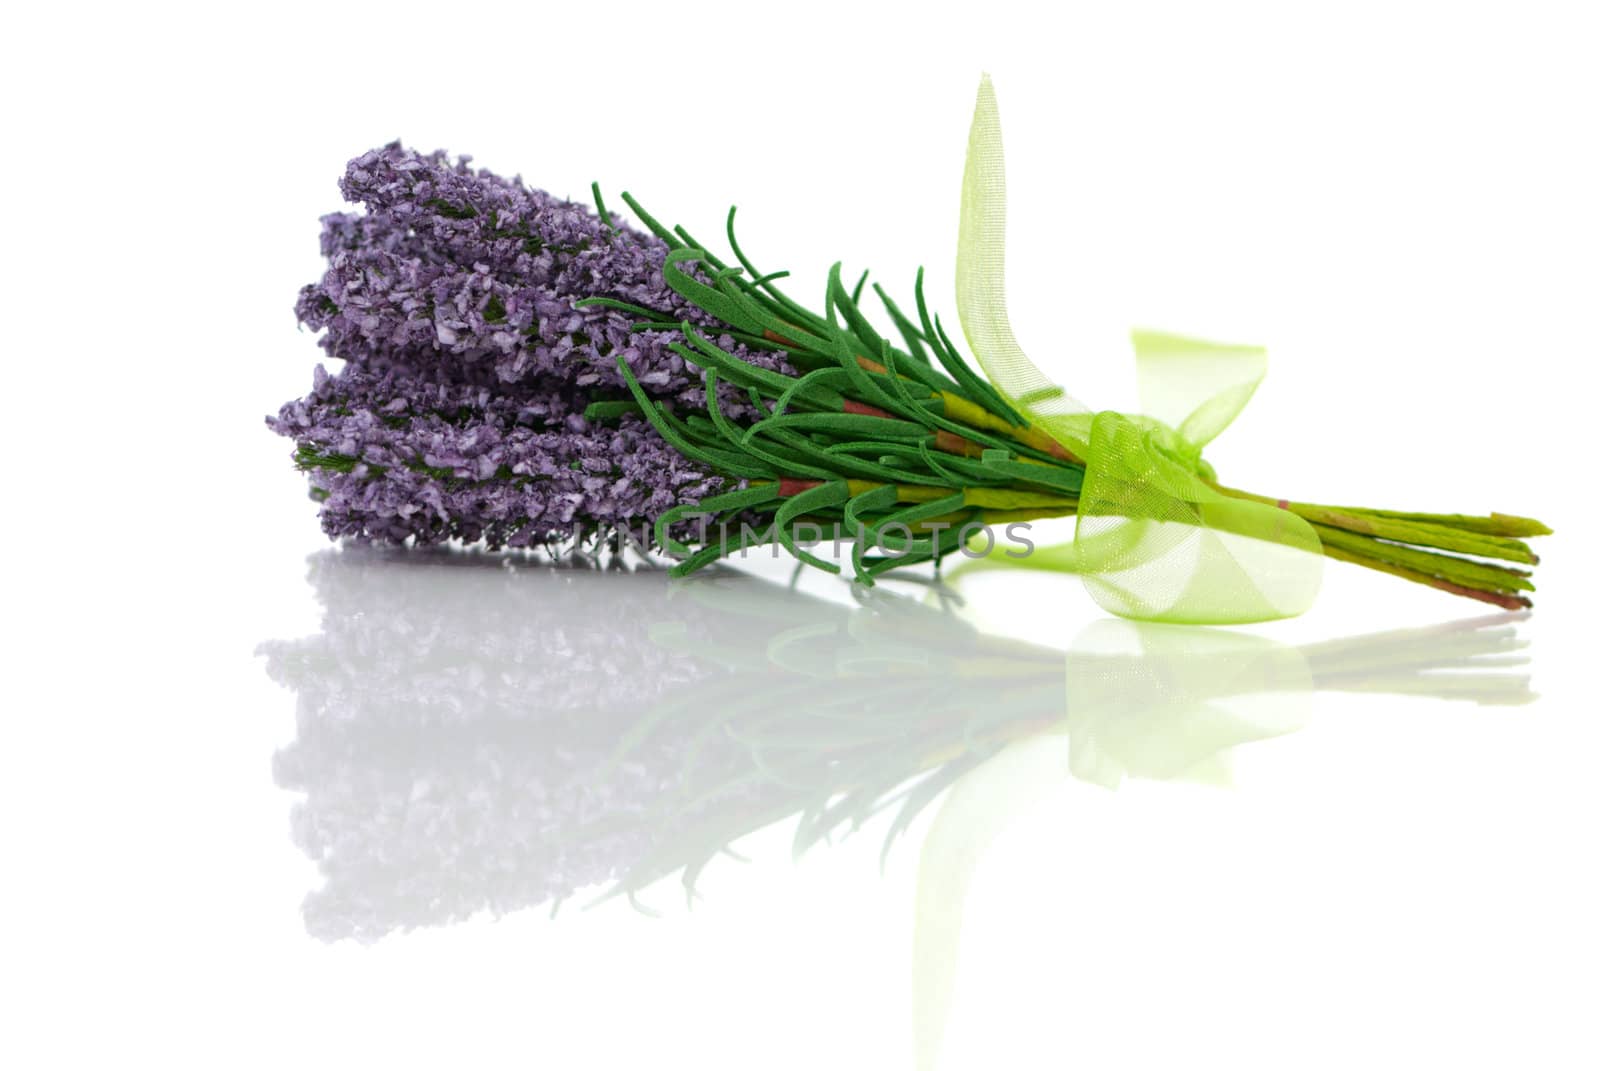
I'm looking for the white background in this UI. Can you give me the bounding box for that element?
[4,1,1598,1068]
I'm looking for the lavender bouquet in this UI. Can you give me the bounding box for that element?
[272,78,1550,623]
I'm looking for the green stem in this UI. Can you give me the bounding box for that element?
[1307,524,1532,595]
[1320,541,1531,611]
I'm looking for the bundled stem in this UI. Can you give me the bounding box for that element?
[1210,484,1545,610]
[603,193,1550,608]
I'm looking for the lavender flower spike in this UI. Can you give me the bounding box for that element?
[267,362,727,549]
[297,142,789,411]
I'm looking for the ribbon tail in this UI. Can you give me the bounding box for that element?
[955,73,1093,457]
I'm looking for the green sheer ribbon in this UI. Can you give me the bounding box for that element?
[955,75,1323,623]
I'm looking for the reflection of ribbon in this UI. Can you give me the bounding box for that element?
[913,619,1313,1069]
[912,611,1532,1070]
[955,74,1323,623]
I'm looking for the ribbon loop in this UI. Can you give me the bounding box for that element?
[953,74,1323,623]
[1130,329,1267,449]
[954,73,1094,460]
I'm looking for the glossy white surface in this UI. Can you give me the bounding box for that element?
[6,2,1597,1068]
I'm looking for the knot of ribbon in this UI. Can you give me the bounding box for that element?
[954,75,1323,624]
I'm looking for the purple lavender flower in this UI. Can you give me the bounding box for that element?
[268,361,727,549]
[298,142,789,410]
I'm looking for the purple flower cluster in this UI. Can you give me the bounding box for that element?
[269,363,724,548]
[294,142,786,408]
[273,141,779,548]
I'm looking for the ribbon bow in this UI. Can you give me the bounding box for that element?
[954,74,1323,624]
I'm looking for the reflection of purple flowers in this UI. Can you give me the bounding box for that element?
[261,552,742,941]
[261,547,1534,941]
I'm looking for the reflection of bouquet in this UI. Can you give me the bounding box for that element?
[260,550,1531,942]
[270,79,1549,621]
[262,554,749,939]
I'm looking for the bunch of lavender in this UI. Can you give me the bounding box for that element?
[275,136,1550,609]
[273,143,789,550]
